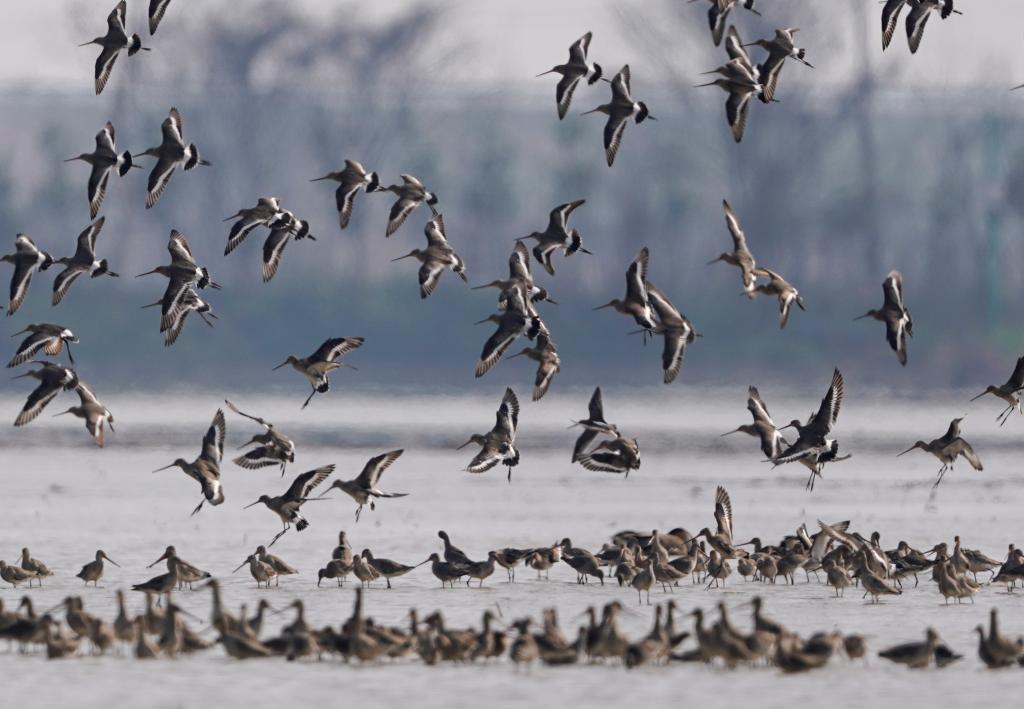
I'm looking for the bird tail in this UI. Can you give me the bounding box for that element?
[296,517,309,532]
[118,151,134,176]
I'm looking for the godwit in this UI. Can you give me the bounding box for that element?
[438,530,473,565]
[244,464,335,546]
[744,28,813,101]
[51,217,119,306]
[969,355,1024,425]
[135,107,210,209]
[979,608,1024,667]
[696,29,765,142]
[473,242,555,313]
[878,627,939,668]
[259,210,315,283]
[79,2,148,95]
[234,554,276,589]
[581,65,656,166]
[576,435,641,476]
[426,553,467,588]
[906,0,961,54]
[459,387,520,481]
[474,284,541,378]
[692,1,760,46]
[65,122,137,218]
[324,449,407,521]
[881,0,913,50]
[223,197,288,254]
[152,408,226,515]
[142,286,218,346]
[391,213,468,298]
[772,369,847,491]
[75,550,119,587]
[897,417,982,487]
[516,200,592,275]
[376,174,439,237]
[507,329,560,401]
[311,160,380,229]
[0,560,38,588]
[256,546,298,586]
[148,0,172,34]
[855,271,913,366]
[644,281,700,384]
[750,267,804,329]
[594,247,655,333]
[537,32,602,119]
[2,234,54,315]
[136,230,220,331]
[7,324,78,368]
[12,362,78,426]
[362,550,424,589]
[722,386,787,459]
[225,399,296,475]
[52,382,115,447]
[708,199,759,294]
[274,336,364,409]
[18,549,53,585]
[570,386,619,463]
[147,546,210,589]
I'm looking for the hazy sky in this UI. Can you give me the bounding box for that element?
[3,1,1022,92]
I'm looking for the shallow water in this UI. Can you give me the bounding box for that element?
[1,391,1021,709]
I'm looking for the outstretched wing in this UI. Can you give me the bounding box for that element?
[356,449,404,488]
[201,409,226,463]
[494,387,519,437]
[286,464,335,500]
[312,336,365,363]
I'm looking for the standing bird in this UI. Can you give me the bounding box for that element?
[7,324,78,368]
[148,0,173,34]
[226,400,296,475]
[906,0,961,54]
[582,65,656,166]
[722,385,787,460]
[773,369,847,491]
[644,282,700,384]
[2,234,54,315]
[516,200,592,275]
[969,356,1024,426]
[475,284,540,378]
[391,214,468,298]
[273,337,364,409]
[594,247,656,334]
[376,174,438,237]
[323,450,407,521]
[78,2,148,95]
[459,387,520,482]
[508,329,560,401]
[537,31,602,119]
[152,409,226,515]
[898,417,982,488]
[64,122,137,218]
[244,465,335,546]
[855,271,913,366]
[310,160,380,230]
[692,0,761,46]
[13,362,78,426]
[52,382,115,447]
[708,199,759,294]
[51,217,119,306]
[136,230,220,334]
[750,267,804,329]
[576,436,641,476]
[76,550,120,587]
[134,107,210,209]
[570,386,619,463]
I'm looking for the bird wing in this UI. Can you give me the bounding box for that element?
[811,368,844,432]
[87,164,110,220]
[572,428,600,463]
[747,386,776,427]
[724,25,755,72]
[424,213,447,246]
[261,227,293,283]
[577,440,629,473]
[312,336,364,363]
[645,281,684,328]
[75,216,105,260]
[357,449,404,488]
[715,486,733,543]
[948,438,982,471]
[905,2,930,54]
[15,377,64,426]
[401,173,425,189]
[660,328,687,384]
[533,356,559,401]
[476,313,525,377]
[201,409,226,463]
[9,330,55,367]
[588,386,605,422]
[8,260,37,314]
[881,0,906,50]
[51,266,85,306]
[94,45,120,95]
[76,380,102,407]
[286,464,336,500]
[386,197,420,237]
[569,31,592,64]
[547,199,586,234]
[722,199,752,255]
[611,64,632,101]
[232,447,283,470]
[494,387,520,437]
[555,73,583,120]
[418,259,445,299]
[465,442,503,473]
[145,157,177,209]
[1007,356,1024,391]
[335,182,363,230]
[168,230,196,265]
[163,108,185,147]
[109,1,127,32]
[603,113,629,167]
[882,270,904,311]
[625,247,650,304]
[149,0,172,34]
[507,242,532,283]
[725,90,751,143]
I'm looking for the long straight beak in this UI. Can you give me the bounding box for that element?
[310,175,331,182]
[720,428,742,437]
[456,439,475,451]
[580,108,601,115]
[579,247,593,255]
[152,463,177,473]
[272,361,290,371]
[896,446,915,457]
[52,410,71,418]
[592,303,613,311]
[391,254,415,262]
[147,553,168,569]
[232,561,247,574]
[63,157,83,162]
[473,317,492,326]
[243,500,262,509]
[77,41,95,47]
[694,81,718,88]
[968,391,988,402]
[135,269,160,278]
[105,556,121,568]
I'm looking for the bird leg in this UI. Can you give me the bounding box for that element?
[301,387,317,410]
[355,505,363,522]
[190,499,205,516]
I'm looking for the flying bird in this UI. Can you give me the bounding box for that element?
[855,270,913,366]
[898,417,982,488]
[969,356,1024,426]
[136,229,220,335]
[223,198,289,255]
[582,65,655,166]
[391,214,468,298]
[594,247,656,334]
[148,287,217,346]
[226,399,296,476]
[750,267,804,329]
[473,243,557,315]
[12,362,78,427]
[692,0,761,46]
[310,160,380,230]
[474,284,540,378]
[260,211,315,283]
[570,386,619,463]
[643,281,700,384]
[244,465,335,546]
[376,174,439,237]
[696,27,765,142]
[516,199,592,275]
[744,28,813,102]
[7,324,78,368]
[135,107,210,209]
[906,0,961,55]
[576,436,641,476]
[152,409,226,516]
[324,450,407,521]
[79,1,149,95]
[148,0,172,35]
[2,234,54,315]
[51,217,119,306]
[508,327,560,401]
[722,386,787,460]
[64,122,137,218]
[772,369,849,491]
[52,381,114,448]
[708,199,759,295]
[536,31,603,119]
[459,387,520,482]
[274,337,364,409]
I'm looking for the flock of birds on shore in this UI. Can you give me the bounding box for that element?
[3,486,1024,669]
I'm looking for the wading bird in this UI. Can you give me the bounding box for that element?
[643,282,700,384]
[751,267,804,329]
[226,400,296,475]
[79,1,148,95]
[51,217,119,306]
[905,0,961,55]
[391,214,468,298]
[708,199,759,295]
[223,198,289,255]
[516,200,592,275]
[323,450,407,521]
[52,382,115,448]
[570,386,619,463]
[772,369,848,491]
[376,174,439,237]
[459,387,520,482]
[696,28,765,142]
[576,436,641,476]
[475,285,540,378]
[273,337,364,409]
[76,550,119,587]
[898,417,982,488]
[508,329,560,401]
[969,356,1024,426]
[64,122,137,218]
[135,107,210,209]
[143,287,217,346]
[148,0,173,35]
[594,247,656,335]
[245,465,334,546]
[153,409,226,515]
[855,271,913,366]
[7,324,78,368]
[13,362,78,426]
[722,385,787,460]
[259,211,315,283]
[537,31,602,119]
[136,229,220,333]
[744,28,813,101]
[2,234,54,315]
[310,160,380,230]
[692,0,761,46]
[582,65,655,166]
